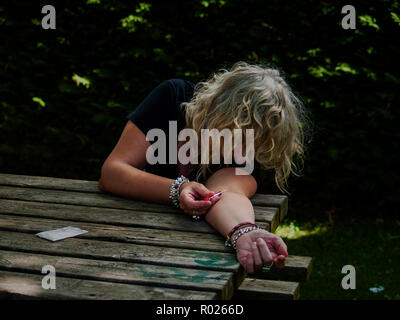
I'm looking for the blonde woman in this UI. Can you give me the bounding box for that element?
[99,61,307,274]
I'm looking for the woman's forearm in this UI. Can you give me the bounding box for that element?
[99,160,173,204]
[204,191,255,238]
[99,160,256,238]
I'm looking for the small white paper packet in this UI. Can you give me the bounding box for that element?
[36,226,88,242]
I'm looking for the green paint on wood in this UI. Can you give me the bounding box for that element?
[192,252,237,267]
[137,265,230,283]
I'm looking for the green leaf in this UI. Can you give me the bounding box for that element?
[32,97,46,108]
[321,101,336,108]
[359,15,380,30]
[135,2,151,13]
[390,12,400,26]
[335,62,357,75]
[121,15,147,32]
[106,101,123,108]
[31,18,40,26]
[306,48,321,57]
[72,74,91,89]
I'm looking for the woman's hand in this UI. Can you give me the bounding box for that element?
[179,181,221,216]
[235,228,288,274]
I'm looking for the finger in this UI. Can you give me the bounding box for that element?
[179,202,208,215]
[210,195,221,205]
[274,255,286,268]
[193,184,215,198]
[184,197,212,210]
[252,242,263,270]
[272,237,288,257]
[189,202,212,212]
[256,238,273,265]
[238,254,248,268]
[246,254,254,274]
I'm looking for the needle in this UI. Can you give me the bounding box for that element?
[193,191,224,222]
[203,191,224,201]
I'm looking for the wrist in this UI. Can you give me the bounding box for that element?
[168,175,189,208]
[230,225,261,250]
[178,180,190,194]
[232,224,253,238]
[224,222,258,249]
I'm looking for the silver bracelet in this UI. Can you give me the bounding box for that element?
[225,225,260,250]
[169,175,189,208]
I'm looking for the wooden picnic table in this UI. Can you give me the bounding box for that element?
[0,173,309,300]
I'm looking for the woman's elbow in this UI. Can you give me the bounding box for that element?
[98,161,114,192]
[98,178,106,192]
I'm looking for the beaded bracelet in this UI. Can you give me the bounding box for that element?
[168,175,189,208]
[228,225,261,250]
[224,222,259,249]
[224,221,257,247]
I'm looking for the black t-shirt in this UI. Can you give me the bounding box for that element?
[126,78,261,183]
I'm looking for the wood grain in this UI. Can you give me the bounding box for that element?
[0,173,288,215]
[0,230,240,272]
[0,270,216,300]
[0,250,235,299]
[0,185,178,214]
[253,255,313,282]
[233,278,299,300]
[0,195,275,232]
[0,173,298,300]
[0,223,310,283]
[0,213,231,253]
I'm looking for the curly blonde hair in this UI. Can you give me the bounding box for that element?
[180,61,308,193]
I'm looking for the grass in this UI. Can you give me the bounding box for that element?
[274,213,400,300]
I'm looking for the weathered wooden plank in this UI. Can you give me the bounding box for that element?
[0,173,287,213]
[0,194,276,232]
[0,230,240,272]
[254,207,279,232]
[253,255,313,282]
[0,270,217,300]
[0,185,179,214]
[0,199,219,234]
[0,213,231,253]
[233,278,299,300]
[0,173,295,302]
[0,250,234,299]
[0,173,99,193]
[0,185,277,217]
[0,227,308,283]
[251,193,288,221]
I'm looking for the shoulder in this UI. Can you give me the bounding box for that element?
[164,78,196,94]
[160,79,196,106]
[135,78,195,105]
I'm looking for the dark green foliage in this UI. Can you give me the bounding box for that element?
[0,0,399,216]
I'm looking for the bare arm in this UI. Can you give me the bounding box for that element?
[100,122,287,273]
[99,120,216,214]
[191,167,288,273]
[202,167,257,238]
[99,121,174,203]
